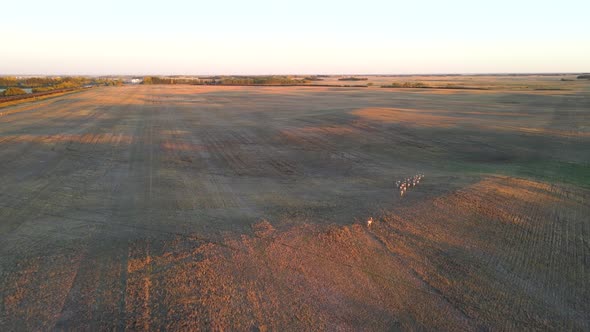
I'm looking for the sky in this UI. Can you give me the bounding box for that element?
[1,0,589,75]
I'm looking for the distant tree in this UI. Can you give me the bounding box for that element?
[381,82,430,88]
[577,74,590,80]
[1,87,27,96]
[143,77,153,84]
[219,76,306,85]
[0,76,18,87]
[338,77,368,81]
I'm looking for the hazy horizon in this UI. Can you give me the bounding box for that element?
[2,0,589,75]
[0,72,588,78]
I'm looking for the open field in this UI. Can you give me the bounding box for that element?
[1,81,589,330]
[305,74,590,91]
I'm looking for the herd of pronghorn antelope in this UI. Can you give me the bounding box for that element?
[396,173,424,197]
[367,173,425,227]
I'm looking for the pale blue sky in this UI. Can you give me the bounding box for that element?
[1,0,588,75]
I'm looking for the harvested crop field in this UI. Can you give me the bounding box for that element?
[1,82,589,330]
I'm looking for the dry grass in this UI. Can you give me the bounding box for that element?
[0,133,134,145]
[353,107,459,128]
[1,82,588,330]
[3,176,588,330]
[352,107,590,138]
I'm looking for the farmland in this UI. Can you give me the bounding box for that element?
[1,78,589,330]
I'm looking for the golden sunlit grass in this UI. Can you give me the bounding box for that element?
[5,176,586,330]
[352,107,590,137]
[0,133,134,145]
[353,107,459,127]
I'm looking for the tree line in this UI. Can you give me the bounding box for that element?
[142,76,308,86]
[0,76,122,93]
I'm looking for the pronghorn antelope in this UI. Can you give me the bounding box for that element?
[396,173,424,197]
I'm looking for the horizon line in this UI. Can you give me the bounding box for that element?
[1,71,589,77]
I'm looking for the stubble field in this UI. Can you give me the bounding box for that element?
[1,80,589,330]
